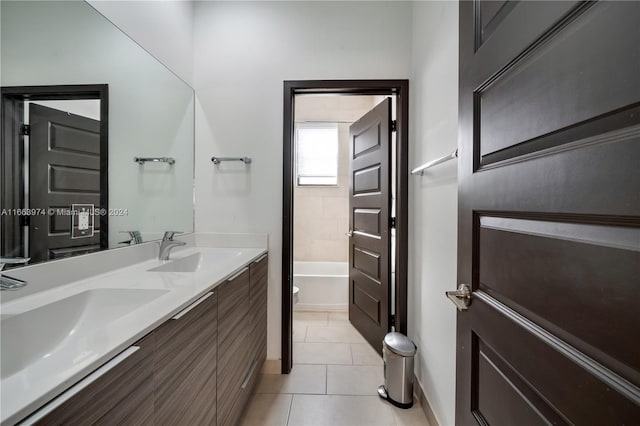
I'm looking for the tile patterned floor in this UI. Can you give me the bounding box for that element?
[241,311,430,426]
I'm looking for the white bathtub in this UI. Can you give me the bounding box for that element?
[293,261,348,312]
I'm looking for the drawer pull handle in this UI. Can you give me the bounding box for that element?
[20,346,141,425]
[172,291,214,320]
[241,358,259,390]
[253,254,267,264]
[227,267,249,282]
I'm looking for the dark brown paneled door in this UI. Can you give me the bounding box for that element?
[29,103,102,262]
[348,98,392,353]
[456,1,640,425]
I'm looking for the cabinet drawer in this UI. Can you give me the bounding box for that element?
[154,291,218,425]
[224,354,261,426]
[217,268,251,426]
[33,333,154,426]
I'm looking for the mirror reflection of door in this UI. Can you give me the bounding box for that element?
[29,103,102,263]
[1,86,108,268]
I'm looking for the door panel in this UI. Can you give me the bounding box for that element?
[457,1,640,424]
[349,98,391,352]
[353,165,382,194]
[479,217,640,381]
[353,247,381,280]
[353,208,381,236]
[29,103,102,262]
[478,1,639,159]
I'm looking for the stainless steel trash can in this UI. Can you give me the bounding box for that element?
[377,332,417,409]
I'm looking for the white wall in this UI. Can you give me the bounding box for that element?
[87,0,194,86]
[193,1,412,360]
[409,2,459,425]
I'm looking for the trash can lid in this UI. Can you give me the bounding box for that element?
[383,332,416,356]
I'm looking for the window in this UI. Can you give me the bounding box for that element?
[295,123,339,186]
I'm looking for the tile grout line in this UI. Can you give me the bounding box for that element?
[285,394,294,426]
[325,364,328,395]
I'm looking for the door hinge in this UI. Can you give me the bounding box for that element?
[391,120,397,132]
[390,217,396,229]
[20,124,30,136]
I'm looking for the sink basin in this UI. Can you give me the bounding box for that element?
[147,253,203,273]
[0,288,168,379]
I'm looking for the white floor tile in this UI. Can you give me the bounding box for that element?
[244,312,409,426]
[240,394,292,426]
[294,342,352,365]
[287,395,396,426]
[389,402,431,426]
[305,325,366,343]
[293,322,307,343]
[255,364,326,395]
[327,365,383,396]
[293,312,328,328]
[351,343,383,365]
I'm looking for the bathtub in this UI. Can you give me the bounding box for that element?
[293,261,348,312]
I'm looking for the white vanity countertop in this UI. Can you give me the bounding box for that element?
[0,246,266,425]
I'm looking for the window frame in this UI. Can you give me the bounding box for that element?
[294,122,340,187]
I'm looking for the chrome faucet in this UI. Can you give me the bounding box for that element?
[0,257,30,272]
[158,232,185,261]
[0,274,27,291]
[119,230,143,245]
[0,257,30,290]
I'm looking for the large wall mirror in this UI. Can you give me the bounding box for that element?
[1,1,195,267]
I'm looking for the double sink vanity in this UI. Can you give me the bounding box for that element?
[0,236,268,425]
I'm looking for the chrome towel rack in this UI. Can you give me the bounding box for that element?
[211,156,252,165]
[411,149,457,176]
[134,157,175,165]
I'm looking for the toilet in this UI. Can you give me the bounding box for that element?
[293,286,300,305]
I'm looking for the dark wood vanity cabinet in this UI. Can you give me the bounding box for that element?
[249,254,268,381]
[153,290,218,425]
[28,254,267,426]
[216,254,269,426]
[34,333,155,426]
[216,267,251,426]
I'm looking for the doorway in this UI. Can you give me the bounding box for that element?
[282,80,409,374]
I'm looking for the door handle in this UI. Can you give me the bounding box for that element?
[346,230,353,237]
[445,284,472,311]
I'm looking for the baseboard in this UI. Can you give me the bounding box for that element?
[261,359,281,374]
[293,304,347,312]
[414,375,439,426]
